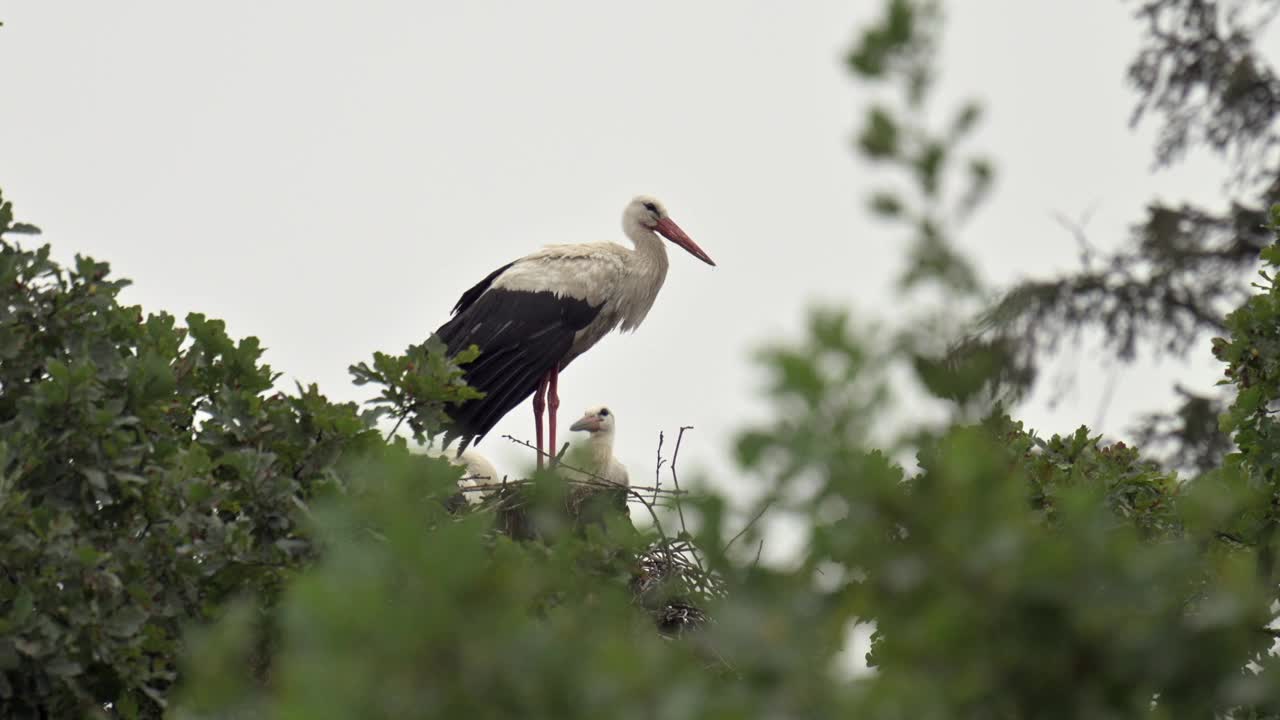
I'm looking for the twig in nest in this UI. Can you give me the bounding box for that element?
[499,433,558,467]
[663,425,706,571]
[633,537,728,601]
[653,430,666,506]
[669,426,693,537]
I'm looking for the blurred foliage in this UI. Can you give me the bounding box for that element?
[978,0,1280,473]
[4,1,1280,718]
[847,0,1026,421]
[1129,0,1280,182]
[173,457,736,720]
[848,0,992,299]
[1133,383,1236,475]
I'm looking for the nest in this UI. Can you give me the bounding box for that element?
[440,429,721,637]
[447,478,719,636]
[630,537,725,636]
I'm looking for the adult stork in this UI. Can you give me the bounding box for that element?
[436,195,715,467]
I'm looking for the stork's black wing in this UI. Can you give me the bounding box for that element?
[451,261,514,316]
[437,280,601,449]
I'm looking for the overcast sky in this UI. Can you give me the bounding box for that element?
[4,3,1275,564]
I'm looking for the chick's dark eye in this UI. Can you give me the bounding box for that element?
[642,202,658,214]
[599,408,610,417]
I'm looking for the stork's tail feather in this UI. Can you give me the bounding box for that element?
[442,341,565,446]
[442,423,484,452]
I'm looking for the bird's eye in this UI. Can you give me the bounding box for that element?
[642,202,658,215]
[599,408,610,417]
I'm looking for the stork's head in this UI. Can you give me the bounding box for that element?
[624,196,716,266]
[569,405,616,436]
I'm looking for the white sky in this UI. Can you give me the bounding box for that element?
[3,2,1274,562]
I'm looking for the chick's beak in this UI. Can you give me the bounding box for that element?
[570,415,600,433]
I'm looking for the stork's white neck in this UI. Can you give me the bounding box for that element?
[586,430,615,472]
[612,225,670,333]
[626,225,669,270]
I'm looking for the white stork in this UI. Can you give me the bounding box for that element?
[567,404,629,487]
[435,196,715,467]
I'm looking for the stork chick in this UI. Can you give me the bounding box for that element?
[426,447,500,506]
[567,405,629,487]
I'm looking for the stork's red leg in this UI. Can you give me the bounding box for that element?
[547,366,560,465]
[532,376,548,469]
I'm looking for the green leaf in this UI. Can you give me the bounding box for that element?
[115,692,140,719]
[0,639,19,671]
[75,546,103,566]
[914,141,946,197]
[950,101,982,138]
[82,468,108,491]
[187,481,213,504]
[859,106,899,159]
[869,191,905,218]
[9,588,33,625]
[46,659,83,677]
[846,0,916,78]
[106,606,148,639]
[1259,244,1280,268]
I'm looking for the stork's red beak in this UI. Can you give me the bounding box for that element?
[655,217,716,266]
[570,415,601,433]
